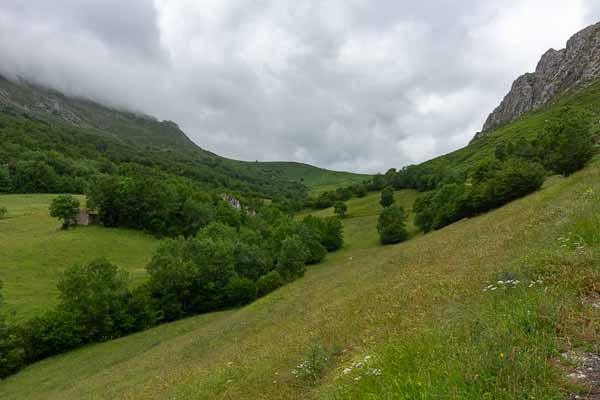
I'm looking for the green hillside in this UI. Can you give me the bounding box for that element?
[0,76,367,202]
[1,157,597,399]
[0,194,159,321]
[258,161,370,193]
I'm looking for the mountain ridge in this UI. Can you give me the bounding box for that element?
[476,21,600,139]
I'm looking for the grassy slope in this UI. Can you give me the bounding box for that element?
[1,160,598,399]
[256,161,370,194]
[419,80,600,176]
[0,194,159,321]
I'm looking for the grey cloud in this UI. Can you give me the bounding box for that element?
[0,1,596,173]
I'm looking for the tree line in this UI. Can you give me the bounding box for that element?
[0,197,343,378]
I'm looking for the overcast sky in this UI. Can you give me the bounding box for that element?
[0,1,599,173]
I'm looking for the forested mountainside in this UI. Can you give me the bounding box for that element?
[0,75,367,209]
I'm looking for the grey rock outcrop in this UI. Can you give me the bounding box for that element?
[477,22,600,138]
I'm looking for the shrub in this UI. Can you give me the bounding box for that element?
[0,206,7,219]
[49,194,80,229]
[256,271,284,297]
[538,108,595,176]
[225,276,256,306]
[146,237,236,321]
[380,187,395,208]
[377,205,408,245]
[334,201,348,218]
[0,281,23,378]
[57,258,131,342]
[310,216,344,251]
[277,235,309,282]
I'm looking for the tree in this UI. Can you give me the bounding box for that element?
[334,201,348,218]
[0,281,23,378]
[276,235,308,282]
[380,187,395,208]
[49,194,80,229]
[377,205,408,245]
[304,216,344,251]
[57,258,130,342]
[225,276,255,306]
[538,108,594,176]
[256,271,284,297]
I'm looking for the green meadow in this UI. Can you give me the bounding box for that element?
[1,159,598,399]
[0,194,159,321]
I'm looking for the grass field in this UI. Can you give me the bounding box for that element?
[1,158,597,399]
[0,194,159,321]
[257,161,370,194]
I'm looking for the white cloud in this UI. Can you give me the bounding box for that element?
[0,0,596,173]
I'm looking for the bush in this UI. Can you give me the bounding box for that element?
[225,276,256,306]
[49,194,80,229]
[377,205,408,244]
[538,108,595,176]
[333,201,348,218]
[304,216,344,251]
[256,271,284,297]
[0,281,23,378]
[146,237,236,321]
[57,258,131,342]
[277,235,309,282]
[0,206,7,219]
[380,187,395,207]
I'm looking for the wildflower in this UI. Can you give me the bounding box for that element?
[499,352,505,359]
[343,368,352,375]
[367,368,382,376]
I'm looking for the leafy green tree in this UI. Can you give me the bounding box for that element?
[377,205,408,245]
[146,237,236,320]
[352,184,367,198]
[49,194,80,229]
[57,258,130,341]
[276,235,309,282]
[0,281,23,378]
[333,201,348,218]
[256,271,284,297]
[0,167,11,193]
[482,160,545,208]
[304,216,344,251]
[225,276,255,306]
[538,108,595,176]
[180,198,215,237]
[380,187,395,208]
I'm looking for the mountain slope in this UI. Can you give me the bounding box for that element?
[478,21,600,136]
[1,156,597,400]
[0,76,367,199]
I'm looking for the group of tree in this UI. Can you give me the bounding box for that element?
[0,107,308,212]
[0,202,344,378]
[377,187,408,245]
[414,108,595,232]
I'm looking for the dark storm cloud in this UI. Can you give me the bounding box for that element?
[0,1,597,172]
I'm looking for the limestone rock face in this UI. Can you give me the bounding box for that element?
[477,22,600,138]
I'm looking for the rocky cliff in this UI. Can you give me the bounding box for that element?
[476,22,600,138]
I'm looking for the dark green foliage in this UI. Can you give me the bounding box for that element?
[334,201,348,218]
[0,103,308,207]
[304,215,344,251]
[256,271,284,297]
[57,259,130,342]
[49,194,80,229]
[537,108,595,176]
[19,259,133,364]
[225,276,256,306]
[181,198,215,237]
[0,281,23,378]
[146,237,236,321]
[351,184,368,198]
[276,235,309,282]
[380,187,395,207]
[414,160,546,232]
[377,205,408,245]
